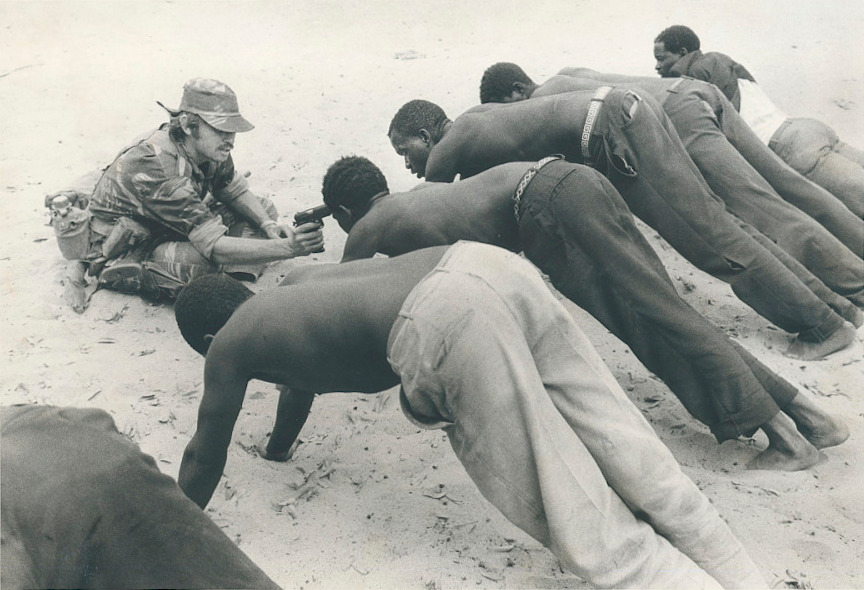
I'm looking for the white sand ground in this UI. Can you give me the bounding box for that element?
[1,1,863,588]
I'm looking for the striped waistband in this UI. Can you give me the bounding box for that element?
[513,155,564,221]
[580,85,613,161]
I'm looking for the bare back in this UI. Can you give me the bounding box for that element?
[343,163,535,261]
[554,68,681,104]
[207,247,450,394]
[425,94,595,181]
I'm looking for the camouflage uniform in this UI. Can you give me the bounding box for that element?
[76,78,274,298]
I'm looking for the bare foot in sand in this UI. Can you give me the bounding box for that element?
[783,393,850,450]
[747,443,819,471]
[785,321,856,361]
[799,420,850,450]
[750,411,820,471]
[848,307,864,328]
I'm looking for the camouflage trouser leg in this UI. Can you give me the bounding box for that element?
[99,196,280,298]
[98,242,219,300]
[146,241,221,297]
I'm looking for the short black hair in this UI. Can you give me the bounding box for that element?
[388,99,450,143]
[174,273,254,356]
[479,62,534,104]
[322,156,388,209]
[655,25,700,53]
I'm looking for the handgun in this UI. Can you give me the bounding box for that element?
[293,204,331,226]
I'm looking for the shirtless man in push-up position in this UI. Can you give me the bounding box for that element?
[175,242,766,588]
[386,95,857,360]
[476,62,864,302]
[314,154,847,471]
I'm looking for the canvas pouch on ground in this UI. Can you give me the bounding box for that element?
[49,194,92,260]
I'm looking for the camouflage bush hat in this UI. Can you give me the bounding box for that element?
[157,78,254,133]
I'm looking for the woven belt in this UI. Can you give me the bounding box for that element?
[513,155,564,221]
[581,85,613,161]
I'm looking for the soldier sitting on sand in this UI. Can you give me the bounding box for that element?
[44,78,323,313]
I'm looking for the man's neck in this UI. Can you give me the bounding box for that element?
[440,120,453,138]
[179,137,207,167]
[175,137,218,178]
[356,191,390,218]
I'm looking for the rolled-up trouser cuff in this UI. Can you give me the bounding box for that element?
[796,311,845,343]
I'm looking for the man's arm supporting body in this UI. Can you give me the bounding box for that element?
[179,350,253,508]
[260,387,316,461]
[179,250,449,508]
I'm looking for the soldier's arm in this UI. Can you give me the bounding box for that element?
[226,190,277,232]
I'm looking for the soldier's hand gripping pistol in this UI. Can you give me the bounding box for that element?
[293,204,331,226]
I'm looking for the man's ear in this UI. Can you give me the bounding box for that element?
[179,113,194,135]
[419,128,432,145]
[679,48,690,56]
[513,82,526,94]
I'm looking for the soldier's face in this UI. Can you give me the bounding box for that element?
[389,131,431,179]
[189,121,236,165]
